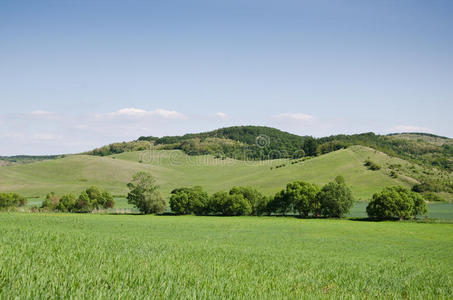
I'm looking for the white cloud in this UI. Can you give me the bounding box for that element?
[30,110,54,116]
[392,125,430,133]
[215,112,228,119]
[274,113,315,121]
[32,133,59,140]
[97,108,186,119]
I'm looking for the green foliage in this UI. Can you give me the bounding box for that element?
[269,181,320,217]
[57,193,77,212]
[366,186,428,220]
[0,192,26,209]
[268,190,294,216]
[412,179,453,194]
[334,175,346,185]
[103,126,308,160]
[229,186,267,216]
[364,159,381,170]
[319,141,348,154]
[303,137,319,157]
[170,186,208,215]
[423,192,445,202]
[0,155,59,165]
[41,192,60,210]
[85,141,152,156]
[317,182,354,218]
[207,191,252,216]
[127,172,166,214]
[320,132,453,172]
[41,187,114,212]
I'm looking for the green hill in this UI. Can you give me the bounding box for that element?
[85,126,453,175]
[0,145,424,201]
[388,132,453,146]
[87,125,309,159]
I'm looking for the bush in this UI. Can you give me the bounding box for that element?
[42,187,115,212]
[268,181,320,217]
[334,175,346,185]
[364,159,381,170]
[423,192,445,202]
[229,186,268,216]
[0,192,27,209]
[317,182,354,217]
[208,192,252,216]
[170,186,208,215]
[127,172,166,214]
[366,186,427,220]
[41,192,60,210]
[268,190,293,216]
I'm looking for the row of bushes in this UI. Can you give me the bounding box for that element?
[170,186,269,216]
[41,186,115,212]
[0,192,27,209]
[167,176,354,217]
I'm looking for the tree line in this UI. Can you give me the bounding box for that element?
[0,171,428,220]
[127,172,427,220]
[40,186,114,212]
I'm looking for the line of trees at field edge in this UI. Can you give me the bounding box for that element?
[40,186,114,212]
[0,172,428,220]
[126,172,427,220]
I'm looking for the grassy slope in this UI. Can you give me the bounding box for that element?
[0,145,412,200]
[388,133,453,146]
[1,213,452,298]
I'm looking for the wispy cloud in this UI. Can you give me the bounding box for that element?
[97,108,186,119]
[392,125,430,133]
[30,110,54,116]
[214,112,228,119]
[274,113,315,121]
[32,133,60,140]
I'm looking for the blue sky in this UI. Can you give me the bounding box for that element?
[1,0,452,155]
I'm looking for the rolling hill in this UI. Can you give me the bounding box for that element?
[0,145,425,201]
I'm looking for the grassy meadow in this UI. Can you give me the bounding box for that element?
[0,146,415,200]
[1,213,452,298]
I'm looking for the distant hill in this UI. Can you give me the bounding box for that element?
[86,126,453,173]
[87,126,311,159]
[0,146,427,200]
[388,132,453,146]
[0,155,61,166]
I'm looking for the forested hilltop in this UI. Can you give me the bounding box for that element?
[87,126,312,159]
[85,126,452,171]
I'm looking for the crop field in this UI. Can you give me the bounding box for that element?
[1,213,452,298]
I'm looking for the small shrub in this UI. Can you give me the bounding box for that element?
[0,192,27,209]
[423,192,445,202]
[364,160,381,170]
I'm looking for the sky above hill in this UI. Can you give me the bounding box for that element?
[1,0,452,155]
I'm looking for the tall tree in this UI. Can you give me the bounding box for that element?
[127,172,166,214]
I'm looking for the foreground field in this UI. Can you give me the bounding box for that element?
[1,214,452,298]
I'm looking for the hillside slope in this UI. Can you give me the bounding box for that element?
[0,146,418,200]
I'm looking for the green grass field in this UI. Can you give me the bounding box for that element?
[0,146,416,200]
[1,213,452,298]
